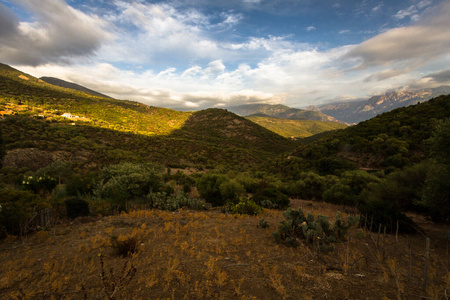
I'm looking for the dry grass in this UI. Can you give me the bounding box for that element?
[0,200,448,299]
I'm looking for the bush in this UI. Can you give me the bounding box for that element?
[258,218,269,228]
[322,170,380,207]
[252,188,289,209]
[196,174,229,206]
[229,199,262,216]
[22,175,58,195]
[65,197,90,219]
[94,163,163,211]
[147,191,206,211]
[273,207,358,252]
[359,181,417,233]
[219,180,245,204]
[290,171,325,200]
[0,188,49,237]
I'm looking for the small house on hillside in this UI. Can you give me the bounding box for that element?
[62,113,79,119]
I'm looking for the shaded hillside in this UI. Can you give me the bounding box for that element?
[227,103,341,123]
[40,76,111,98]
[246,116,347,138]
[319,86,450,124]
[172,108,294,153]
[0,63,190,136]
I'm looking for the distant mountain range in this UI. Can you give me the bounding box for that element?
[316,86,450,124]
[226,103,342,123]
[40,76,111,98]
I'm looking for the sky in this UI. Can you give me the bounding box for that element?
[1,0,450,110]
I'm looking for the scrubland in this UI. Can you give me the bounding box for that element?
[1,200,448,300]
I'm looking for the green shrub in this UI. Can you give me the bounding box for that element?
[252,188,289,209]
[94,163,163,211]
[322,170,380,207]
[196,174,229,206]
[147,191,206,211]
[258,218,269,228]
[290,171,325,200]
[65,197,90,219]
[219,180,245,204]
[229,199,262,216]
[273,207,358,252]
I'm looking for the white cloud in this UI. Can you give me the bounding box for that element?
[371,3,383,13]
[306,26,316,32]
[6,0,450,110]
[394,0,432,21]
[348,2,450,68]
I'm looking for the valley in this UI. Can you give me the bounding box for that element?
[0,63,449,299]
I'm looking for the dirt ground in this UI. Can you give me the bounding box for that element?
[0,199,448,299]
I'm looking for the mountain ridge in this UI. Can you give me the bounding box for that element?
[318,86,450,124]
[227,103,342,123]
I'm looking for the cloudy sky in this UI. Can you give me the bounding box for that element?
[1,0,450,110]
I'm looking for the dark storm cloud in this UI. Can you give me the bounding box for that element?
[0,0,112,66]
[423,69,450,83]
[0,4,19,38]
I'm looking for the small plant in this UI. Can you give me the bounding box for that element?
[258,218,270,228]
[97,253,137,299]
[110,235,138,257]
[229,199,262,216]
[273,207,358,252]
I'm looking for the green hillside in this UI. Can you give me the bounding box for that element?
[269,94,450,176]
[0,63,191,136]
[246,115,348,138]
[0,64,295,172]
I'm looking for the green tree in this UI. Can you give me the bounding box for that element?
[420,118,450,222]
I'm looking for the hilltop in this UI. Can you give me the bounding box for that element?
[40,76,112,98]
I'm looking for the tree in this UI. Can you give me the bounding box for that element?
[196,174,229,206]
[420,118,450,222]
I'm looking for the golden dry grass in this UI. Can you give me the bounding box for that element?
[0,200,448,299]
